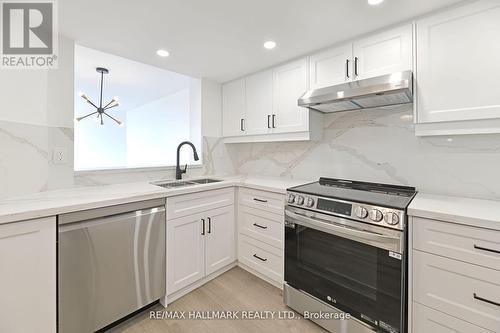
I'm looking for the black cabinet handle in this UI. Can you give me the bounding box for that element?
[253,223,268,229]
[267,115,271,129]
[201,218,205,235]
[253,254,267,262]
[346,59,350,78]
[473,293,500,307]
[207,217,211,234]
[240,118,245,132]
[474,244,500,254]
[354,57,359,76]
[272,114,276,128]
[253,198,268,203]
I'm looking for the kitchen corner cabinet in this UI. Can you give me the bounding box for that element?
[222,78,245,137]
[166,189,235,295]
[0,217,56,333]
[415,0,500,135]
[222,58,321,143]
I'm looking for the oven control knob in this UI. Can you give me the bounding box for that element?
[369,209,383,222]
[305,197,315,207]
[354,206,368,219]
[385,212,400,225]
[287,193,296,204]
[295,195,305,205]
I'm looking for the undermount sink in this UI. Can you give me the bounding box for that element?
[190,178,222,184]
[152,178,222,189]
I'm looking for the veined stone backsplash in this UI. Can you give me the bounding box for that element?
[214,104,500,200]
[2,103,500,201]
[0,120,74,199]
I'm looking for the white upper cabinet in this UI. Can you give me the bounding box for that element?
[309,43,352,89]
[245,70,273,135]
[222,78,245,137]
[272,57,310,134]
[352,24,413,80]
[416,0,500,127]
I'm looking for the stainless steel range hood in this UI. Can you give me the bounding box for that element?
[298,70,413,113]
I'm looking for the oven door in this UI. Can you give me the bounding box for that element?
[284,207,405,333]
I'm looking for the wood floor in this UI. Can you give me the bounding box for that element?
[107,267,327,333]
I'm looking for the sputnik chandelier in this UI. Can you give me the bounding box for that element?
[76,67,123,126]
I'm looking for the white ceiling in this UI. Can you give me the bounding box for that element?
[60,0,463,83]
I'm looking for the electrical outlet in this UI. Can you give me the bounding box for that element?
[53,147,68,164]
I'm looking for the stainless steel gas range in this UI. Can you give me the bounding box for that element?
[284,178,416,333]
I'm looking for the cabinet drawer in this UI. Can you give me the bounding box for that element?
[413,217,500,271]
[238,234,283,283]
[167,188,234,220]
[413,251,500,332]
[239,206,283,249]
[413,302,493,333]
[239,188,284,215]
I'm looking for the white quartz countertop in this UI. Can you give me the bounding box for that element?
[408,192,500,230]
[0,176,309,225]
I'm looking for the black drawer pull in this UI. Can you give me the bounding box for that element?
[474,244,500,255]
[473,293,500,307]
[253,254,267,262]
[267,115,271,129]
[253,198,268,203]
[201,218,205,235]
[253,223,268,229]
[207,217,212,234]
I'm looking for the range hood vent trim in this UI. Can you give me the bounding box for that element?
[298,70,413,114]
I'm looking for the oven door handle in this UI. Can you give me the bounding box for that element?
[285,209,402,252]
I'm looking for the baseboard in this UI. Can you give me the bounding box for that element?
[237,262,283,290]
[161,261,237,307]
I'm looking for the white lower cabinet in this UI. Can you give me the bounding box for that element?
[413,303,493,333]
[0,217,56,333]
[205,206,236,275]
[167,190,235,296]
[237,188,284,286]
[410,216,500,333]
[166,212,206,294]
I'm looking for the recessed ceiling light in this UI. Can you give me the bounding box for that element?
[263,41,276,50]
[156,49,170,57]
[368,0,384,5]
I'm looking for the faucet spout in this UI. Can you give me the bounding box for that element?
[176,141,199,180]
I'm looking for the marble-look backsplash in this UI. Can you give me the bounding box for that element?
[213,104,500,200]
[0,120,74,198]
[3,103,500,201]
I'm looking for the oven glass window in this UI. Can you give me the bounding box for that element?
[285,223,403,332]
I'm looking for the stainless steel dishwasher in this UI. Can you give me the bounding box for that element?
[58,198,166,333]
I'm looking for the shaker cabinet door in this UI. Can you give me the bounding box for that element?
[416,0,500,124]
[222,78,246,137]
[353,24,412,80]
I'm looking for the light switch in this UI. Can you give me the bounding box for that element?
[53,147,68,164]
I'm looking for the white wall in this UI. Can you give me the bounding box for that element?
[126,90,191,167]
[0,36,74,198]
